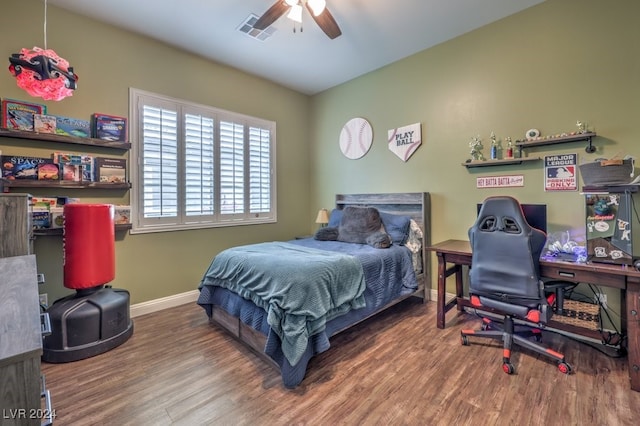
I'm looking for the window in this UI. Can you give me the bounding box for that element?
[129,89,276,233]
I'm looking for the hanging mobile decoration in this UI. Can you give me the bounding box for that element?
[8,0,78,101]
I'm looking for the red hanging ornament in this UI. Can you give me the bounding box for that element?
[9,47,78,101]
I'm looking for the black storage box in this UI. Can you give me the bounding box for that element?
[42,287,134,363]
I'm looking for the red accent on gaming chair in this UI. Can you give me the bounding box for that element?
[459,196,573,375]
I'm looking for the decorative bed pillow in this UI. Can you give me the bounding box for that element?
[366,231,392,249]
[379,212,412,245]
[405,219,423,254]
[314,226,339,241]
[337,206,390,248]
[328,208,342,227]
[405,219,424,273]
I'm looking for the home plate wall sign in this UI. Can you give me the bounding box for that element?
[339,117,373,159]
[388,122,422,162]
[476,175,524,188]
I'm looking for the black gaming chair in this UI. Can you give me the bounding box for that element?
[460,196,572,375]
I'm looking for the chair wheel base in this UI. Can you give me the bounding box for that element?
[502,362,515,374]
[558,361,572,374]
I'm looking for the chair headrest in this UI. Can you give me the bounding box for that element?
[476,196,532,234]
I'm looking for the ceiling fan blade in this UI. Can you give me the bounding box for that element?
[306,4,342,39]
[253,1,289,30]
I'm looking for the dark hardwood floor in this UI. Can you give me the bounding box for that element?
[41,299,640,425]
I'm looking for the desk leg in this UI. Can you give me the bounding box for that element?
[436,253,446,329]
[456,266,464,311]
[627,278,640,392]
[436,253,465,329]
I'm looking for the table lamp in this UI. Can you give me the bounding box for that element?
[315,208,329,228]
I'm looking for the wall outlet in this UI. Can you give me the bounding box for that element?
[37,273,45,284]
[595,293,607,308]
[39,293,48,307]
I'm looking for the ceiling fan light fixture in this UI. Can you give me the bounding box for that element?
[254,0,340,39]
[287,4,303,23]
[307,0,326,16]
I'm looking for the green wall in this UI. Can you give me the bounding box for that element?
[0,0,312,304]
[310,0,640,313]
[2,0,639,316]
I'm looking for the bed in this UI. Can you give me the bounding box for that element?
[197,192,431,388]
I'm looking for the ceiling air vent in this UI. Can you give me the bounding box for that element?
[238,14,276,41]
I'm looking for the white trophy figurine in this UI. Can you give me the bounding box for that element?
[576,120,586,134]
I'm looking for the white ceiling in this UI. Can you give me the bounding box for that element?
[47,0,545,95]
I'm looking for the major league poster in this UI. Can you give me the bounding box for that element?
[544,153,577,191]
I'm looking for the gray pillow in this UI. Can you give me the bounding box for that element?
[337,206,390,248]
[314,226,339,241]
[366,231,392,249]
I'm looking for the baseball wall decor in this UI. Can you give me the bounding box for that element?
[388,122,422,162]
[339,117,373,159]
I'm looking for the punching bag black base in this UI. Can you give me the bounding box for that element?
[42,287,134,363]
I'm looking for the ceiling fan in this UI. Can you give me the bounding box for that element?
[253,0,342,39]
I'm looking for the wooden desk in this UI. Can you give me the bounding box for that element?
[427,239,640,392]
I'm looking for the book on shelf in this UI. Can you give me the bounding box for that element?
[95,157,126,183]
[92,113,128,142]
[34,114,57,134]
[54,115,91,138]
[1,155,53,180]
[53,152,95,181]
[61,164,81,182]
[114,205,131,224]
[38,163,59,180]
[1,98,47,131]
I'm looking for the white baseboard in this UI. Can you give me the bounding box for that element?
[130,289,200,318]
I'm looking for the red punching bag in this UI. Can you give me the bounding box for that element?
[63,204,115,290]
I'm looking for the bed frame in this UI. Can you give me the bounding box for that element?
[209,192,431,370]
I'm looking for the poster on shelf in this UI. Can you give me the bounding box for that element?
[544,153,577,191]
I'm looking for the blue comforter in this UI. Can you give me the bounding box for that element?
[198,238,417,388]
[199,242,367,366]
